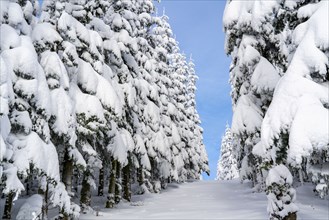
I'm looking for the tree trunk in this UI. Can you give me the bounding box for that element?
[44,184,49,218]
[39,183,49,219]
[25,178,30,196]
[251,165,257,188]
[299,169,304,185]
[150,157,155,181]
[62,149,73,195]
[122,160,131,201]
[26,163,34,196]
[106,160,117,208]
[2,191,14,220]
[98,166,104,196]
[80,171,91,212]
[59,207,69,220]
[138,167,144,186]
[283,212,297,220]
[115,162,122,204]
[73,169,79,194]
[60,149,74,219]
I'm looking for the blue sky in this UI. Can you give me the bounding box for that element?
[155,1,232,180]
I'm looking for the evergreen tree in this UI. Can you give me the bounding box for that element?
[216,125,239,180]
[1,1,73,218]
[261,0,329,203]
[128,0,165,197]
[185,59,209,179]
[223,0,285,188]
[150,14,209,182]
[42,0,121,215]
[103,0,141,205]
[149,14,179,185]
[224,0,328,218]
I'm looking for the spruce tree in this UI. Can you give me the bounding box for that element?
[185,58,209,179]
[223,0,293,189]
[224,0,328,218]
[261,0,329,204]
[1,1,73,218]
[216,125,239,181]
[103,0,141,205]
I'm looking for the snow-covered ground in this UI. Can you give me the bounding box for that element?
[1,180,327,219]
[80,180,329,219]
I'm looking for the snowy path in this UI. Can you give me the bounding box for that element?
[82,180,266,219]
[82,180,329,219]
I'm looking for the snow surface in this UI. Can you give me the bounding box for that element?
[1,181,328,219]
[77,180,328,220]
[16,194,43,220]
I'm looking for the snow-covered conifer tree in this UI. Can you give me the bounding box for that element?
[148,14,183,187]
[185,59,209,179]
[150,14,209,183]
[261,0,329,201]
[216,125,239,180]
[40,0,123,213]
[103,0,142,205]
[224,0,328,218]
[223,0,295,189]
[131,1,166,194]
[170,51,192,182]
[1,1,73,218]
[58,5,122,211]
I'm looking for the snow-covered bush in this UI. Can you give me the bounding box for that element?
[266,165,298,220]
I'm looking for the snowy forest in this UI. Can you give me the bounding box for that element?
[0,0,328,220]
[0,0,209,219]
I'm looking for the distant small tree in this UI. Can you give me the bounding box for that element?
[216,125,239,180]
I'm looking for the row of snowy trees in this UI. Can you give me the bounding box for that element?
[223,0,328,219]
[0,0,209,219]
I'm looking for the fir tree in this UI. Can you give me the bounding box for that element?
[1,1,72,218]
[261,0,329,203]
[216,125,239,181]
[223,0,285,188]
[103,0,140,205]
[224,0,328,218]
